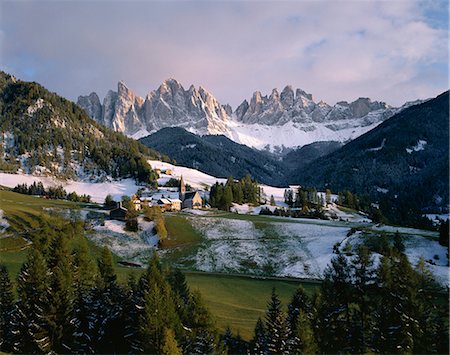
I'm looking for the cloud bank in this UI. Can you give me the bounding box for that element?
[1,0,448,107]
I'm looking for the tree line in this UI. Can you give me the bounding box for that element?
[13,182,91,203]
[242,247,448,354]
[0,240,222,354]
[209,175,261,211]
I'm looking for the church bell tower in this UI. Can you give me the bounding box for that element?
[179,175,186,201]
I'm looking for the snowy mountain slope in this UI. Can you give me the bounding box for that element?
[78,80,423,151]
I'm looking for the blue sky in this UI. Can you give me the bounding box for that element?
[0,0,448,107]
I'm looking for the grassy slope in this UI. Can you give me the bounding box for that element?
[185,272,319,340]
[0,192,320,340]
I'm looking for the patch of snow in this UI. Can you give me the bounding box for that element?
[376,187,389,194]
[89,217,158,263]
[187,216,349,279]
[424,213,449,222]
[406,140,427,154]
[148,160,227,190]
[183,209,211,216]
[367,138,386,152]
[181,144,197,150]
[0,210,10,230]
[225,118,386,151]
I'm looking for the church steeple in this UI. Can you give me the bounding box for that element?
[179,175,186,200]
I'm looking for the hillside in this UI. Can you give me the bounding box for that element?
[140,127,288,185]
[282,141,343,171]
[292,91,449,223]
[0,72,160,184]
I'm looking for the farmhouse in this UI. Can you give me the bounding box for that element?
[157,198,182,211]
[110,202,128,221]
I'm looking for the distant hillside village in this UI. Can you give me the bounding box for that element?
[109,175,202,220]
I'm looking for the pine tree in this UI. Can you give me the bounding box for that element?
[373,253,418,354]
[15,248,51,353]
[92,246,124,353]
[185,290,219,354]
[287,286,312,334]
[319,254,353,353]
[70,238,97,353]
[265,288,289,354]
[46,235,74,352]
[412,258,444,354]
[0,265,16,353]
[252,317,267,355]
[325,189,332,204]
[222,185,233,211]
[350,245,376,353]
[393,231,405,253]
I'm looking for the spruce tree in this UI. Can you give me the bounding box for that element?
[46,235,74,352]
[373,253,418,354]
[265,288,289,354]
[287,286,312,334]
[0,265,16,353]
[70,238,97,353]
[319,254,353,353]
[413,258,444,354]
[350,245,376,353]
[252,317,267,355]
[15,248,51,353]
[92,246,124,353]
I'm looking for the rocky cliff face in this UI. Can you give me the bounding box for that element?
[78,80,416,150]
[234,86,393,126]
[78,79,230,137]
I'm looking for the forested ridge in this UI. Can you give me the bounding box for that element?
[292,91,449,227]
[0,71,160,184]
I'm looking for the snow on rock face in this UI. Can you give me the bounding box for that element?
[78,80,424,150]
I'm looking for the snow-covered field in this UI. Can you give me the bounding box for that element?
[160,215,448,286]
[188,216,349,278]
[148,160,227,189]
[89,217,158,263]
[0,173,141,203]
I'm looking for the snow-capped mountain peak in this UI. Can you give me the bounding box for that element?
[77,81,420,151]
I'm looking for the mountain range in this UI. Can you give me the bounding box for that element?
[77,79,423,151]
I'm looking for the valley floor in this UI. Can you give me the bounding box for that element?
[0,188,448,341]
